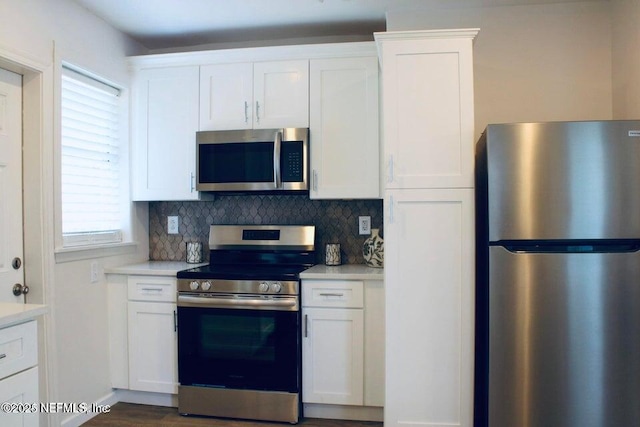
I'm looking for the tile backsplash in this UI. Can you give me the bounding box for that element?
[149,195,383,265]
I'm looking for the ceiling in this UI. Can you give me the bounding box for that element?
[72,0,595,50]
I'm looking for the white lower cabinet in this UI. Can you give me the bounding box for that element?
[301,279,383,410]
[126,276,178,394]
[0,320,38,427]
[303,307,364,405]
[128,302,178,394]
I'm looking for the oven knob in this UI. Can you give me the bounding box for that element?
[189,281,199,291]
[201,281,212,291]
[270,282,282,293]
[259,282,270,293]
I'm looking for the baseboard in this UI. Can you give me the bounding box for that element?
[303,403,384,422]
[59,391,119,427]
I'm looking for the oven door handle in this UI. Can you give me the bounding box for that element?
[178,295,298,311]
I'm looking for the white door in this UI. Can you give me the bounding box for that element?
[131,66,200,201]
[302,307,364,405]
[128,301,178,393]
[200,62,253,131]
[253,60,309,129]
[309,57,379,199]
[385,188,474,427]
[0,68,23,303]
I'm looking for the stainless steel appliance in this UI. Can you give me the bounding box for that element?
[196,128,309,192]
[475,120,640,427]
[176,225,315,424]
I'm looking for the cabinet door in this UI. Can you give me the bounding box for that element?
[253,60,309,129]
[302,307,364,405]
[384,189,474,427]
[0,367,38,427]
[309,57,379,199]
[132,66,200,200]
[380,35,475,189]
[128,301,178,393]
[200,63,253,131]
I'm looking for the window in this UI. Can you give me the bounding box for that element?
[60,66,123,247]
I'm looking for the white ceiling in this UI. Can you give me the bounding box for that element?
[72,0,596,50]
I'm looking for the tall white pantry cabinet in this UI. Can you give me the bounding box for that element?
[375,29,478,427]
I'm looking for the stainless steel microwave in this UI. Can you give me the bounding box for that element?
[196,128,309,192]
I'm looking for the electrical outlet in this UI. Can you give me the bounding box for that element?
[359,216,371,235]
[168,216,179,234]
[90,261,100,283]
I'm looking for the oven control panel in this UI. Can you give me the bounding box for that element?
[178,279,298,295]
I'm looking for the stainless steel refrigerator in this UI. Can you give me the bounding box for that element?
[475,120,640,427]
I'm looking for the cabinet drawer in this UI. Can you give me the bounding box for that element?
[0,321,37,380]
[128,276,177,302]
[302,280,364,308]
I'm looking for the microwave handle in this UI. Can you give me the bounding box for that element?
[273,129,282,189]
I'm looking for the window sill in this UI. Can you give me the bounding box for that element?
[54,241,139,263]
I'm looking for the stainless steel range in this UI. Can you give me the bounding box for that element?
[176,225,315,424]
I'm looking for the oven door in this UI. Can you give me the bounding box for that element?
[196,128,309,192]
[177,295,300,393]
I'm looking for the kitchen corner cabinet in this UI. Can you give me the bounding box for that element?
[302,279,384,408]
[127,276,178,394]
[200,60,309,131]
[377,30,477,189]
[309,57,379,199]
[131,66,204,201]
[376,29,478,427]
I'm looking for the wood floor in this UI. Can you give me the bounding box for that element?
[82,403,383,427]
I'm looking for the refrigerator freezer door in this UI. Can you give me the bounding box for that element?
[485,120,640,241]
[488,246,640,427]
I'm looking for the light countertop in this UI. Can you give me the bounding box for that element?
[0,303,47,329]
[104,260,208,276]
[105,261,384,281]
[300,264,384,280]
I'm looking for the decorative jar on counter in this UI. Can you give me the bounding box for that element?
[363,228,383,268]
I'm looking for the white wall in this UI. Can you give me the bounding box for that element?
[0,0,147,425]
[386,1,613,138]
[612,0,640,119]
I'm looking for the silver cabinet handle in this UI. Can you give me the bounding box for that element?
[244,101,249,123]
[141,288,163,292]
[319,293,344,297]
[190,172,195,192]
[273,129,282,189]
[255,101,261,123]
[313,170,318,192]
[304,314,309,338]
[389,194,395,223]
[0,354,6,360]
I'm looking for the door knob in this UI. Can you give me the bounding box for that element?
[12,283,29,296]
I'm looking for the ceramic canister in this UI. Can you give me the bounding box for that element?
[325,243,341,265]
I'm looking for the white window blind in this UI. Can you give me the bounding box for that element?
[61,66,122,247]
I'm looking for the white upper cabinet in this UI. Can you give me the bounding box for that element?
[253,60,309,129]
[377,30,477,189]
[200,63,253,130]
[309,57,379,199]
[131,66,202,201]
[200,60,309,131]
